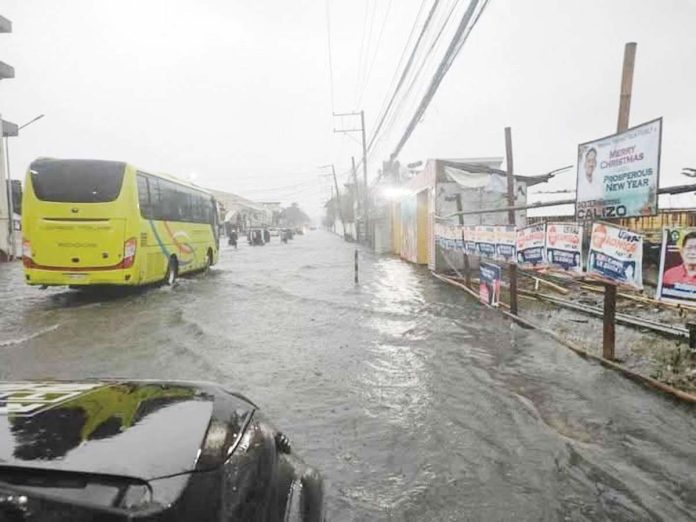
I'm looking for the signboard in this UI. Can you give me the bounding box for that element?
[587,223,643,289]
[516,223,547,269]
[479,262,501,307]
[463,226,477,255]
[656,227,696,305]
[476,226,496,259]
[546,222,583,273]
[576,118,662,220]
[495,225,516,262]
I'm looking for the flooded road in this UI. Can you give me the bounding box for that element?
[1,230,695,520]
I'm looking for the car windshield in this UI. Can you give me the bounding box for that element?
[2,3,695,521]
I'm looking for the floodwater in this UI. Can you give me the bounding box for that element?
[1,231,695,520]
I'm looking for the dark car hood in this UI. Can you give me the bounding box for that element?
[0,380,254,481]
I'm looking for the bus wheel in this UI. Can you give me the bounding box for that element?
[204,249,213,272]
[164,256,178,286]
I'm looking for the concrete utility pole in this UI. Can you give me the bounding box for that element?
[321,164,346,237]
[351,156,360,242]
[333,111,369,245]
[360,110,369,246]
[603,42,637,361]
[504,127,518,316]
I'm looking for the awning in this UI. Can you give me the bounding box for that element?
[443,166,507,193]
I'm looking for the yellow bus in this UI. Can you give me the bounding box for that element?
[22,158,220,287]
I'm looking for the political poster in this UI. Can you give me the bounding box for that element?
[545,222,583,273]
[479,262,501,307]
[476,226,496,259]
[656,227,696,305]
[587,223,643,289]
[495,225,517,262]
[516,223,547,269]
[576,118,662,220]
[463,226,477,255]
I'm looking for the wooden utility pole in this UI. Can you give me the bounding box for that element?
[329,164,346,237]
[505,127,518,316]
[351,156,360,242]
[603,42,637,361]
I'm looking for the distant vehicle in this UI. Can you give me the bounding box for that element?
[0,379,324,521]
[294,227,304,235]
[268,227,280,237]
[21,159,220,288]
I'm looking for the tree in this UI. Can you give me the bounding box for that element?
[280,202,310,228]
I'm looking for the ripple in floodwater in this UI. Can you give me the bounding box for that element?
[1,232,695,521]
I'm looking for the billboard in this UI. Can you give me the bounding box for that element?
[516,223,546,269]
[479,262,501,307]
[656,227,696,305]
[495,225,516,262]
[587,223,643,289]
[576,118,662,220]
[546,222,583,273]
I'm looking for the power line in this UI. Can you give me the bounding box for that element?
[325,0,336,113]
[357,0,393,107]
[366,0,442,154]
[389,0,489,160]
[373,0,464,156]
[354,0,372,106]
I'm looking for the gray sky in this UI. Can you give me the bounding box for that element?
[2,0,694,218]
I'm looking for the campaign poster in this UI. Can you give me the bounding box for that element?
[545,222,583,273]
[656,227,696,305]
[495,225,517,262]
[476,226,497,259]
[479,262,501,307]
[434,222,445,249]
[463,225,477,255]
[516,223,547,269]
[587,223,643,290]
[576,118,662,220]
[452,225,464,251]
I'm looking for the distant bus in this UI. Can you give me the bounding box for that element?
[22,158,219,287]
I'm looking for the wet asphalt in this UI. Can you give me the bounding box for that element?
[1,230,695,521]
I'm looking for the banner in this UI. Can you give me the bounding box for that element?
[656,227,696,304]
[476,226,496,259]
[495,225,516,262]
[479,262,501,307]
[516,223,547,269]
[587,223,643,289]
[546,222,583,273]
[576,118,662,220]
[463,226,477,255]
[435,223,464,251]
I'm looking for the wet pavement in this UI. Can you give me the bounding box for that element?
[1,230,695,521]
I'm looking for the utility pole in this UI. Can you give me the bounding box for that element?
[321,164,346,238]
[0,15,16,261]
[360,110,369,247]
[333,110,369,245]
[351,156,361,242]
[603,41,637,361]
[505,127,518,316]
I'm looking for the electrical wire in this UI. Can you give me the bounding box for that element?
[325,0,336,113]
[389,0,490,160]
[357,0,393,107]
[366,0,442,154]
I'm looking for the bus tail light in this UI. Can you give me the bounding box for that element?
[22,240,33,266]
[122,238,137,268]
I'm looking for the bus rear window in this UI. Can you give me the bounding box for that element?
[30,160,126,203]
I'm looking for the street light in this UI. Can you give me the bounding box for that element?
[4,113,45,259]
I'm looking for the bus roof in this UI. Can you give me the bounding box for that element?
[29,158,215,198]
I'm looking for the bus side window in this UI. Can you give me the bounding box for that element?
[136,173,153,219]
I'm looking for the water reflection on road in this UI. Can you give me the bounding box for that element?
[1,231,695,520]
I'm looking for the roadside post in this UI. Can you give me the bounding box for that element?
[688,323,696,351]
[505,127,518,316]
[602,42,637,360]
[354,249,358,284]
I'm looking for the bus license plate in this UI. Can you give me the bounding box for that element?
[64,273,87,281]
